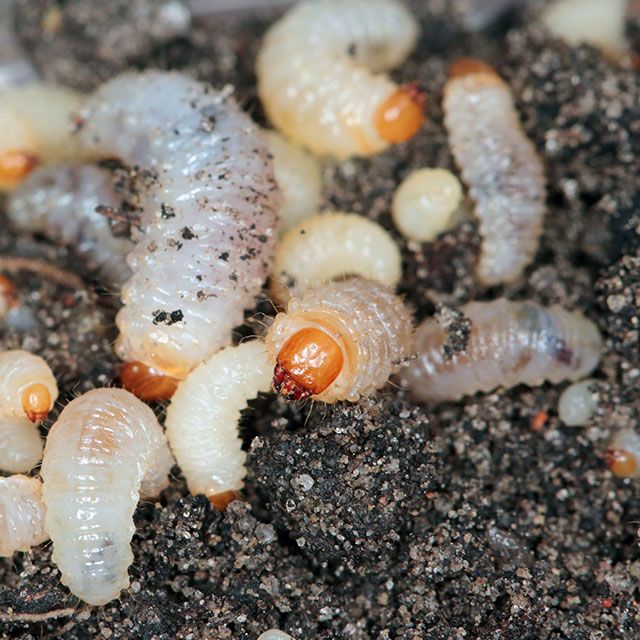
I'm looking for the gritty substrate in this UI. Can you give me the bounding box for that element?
[1,1,640,638]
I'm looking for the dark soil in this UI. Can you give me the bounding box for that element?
[2,0,640,638]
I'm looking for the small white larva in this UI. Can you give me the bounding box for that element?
[7,164,134,288]
[402,299,602,403]
[0,416,43,474]
[558,379,598,427]
[265,278,413,403]
[0,475,48,557]
[391,168,463,242]
[0,350,58,422]
[258,631,295,640]
[257,0,425,159]
[40,388,174,606]
[263,130,323,235]
[605,429,640,479]
[443,59,546,286]
[165,340,271,507]
[77,70,281,386]
[0,84,83,191]
[270,212,402,304]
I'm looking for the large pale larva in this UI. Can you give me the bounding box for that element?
[270,212,402,304]
[257,0,424,159]
[165,340,271,504]
[263,130,323,235]
[443,59,546,285]
[40,388,174,606]
[7,164,134,288]
[77,71,281,384]
[0,84,83,191]
[0,350,58,422]
[0,416,43,474]
[0,475,48,557]
[265,278,414,403]
[402,299,602,403]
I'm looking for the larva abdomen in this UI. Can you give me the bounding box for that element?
[7,164,133,287]
[443,62,546,285]
[41,388,174,605]
[402,299,602,403]
[265,278,413,403]
[0,475,47,557]
[0,416,43,473]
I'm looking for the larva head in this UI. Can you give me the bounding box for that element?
[21,383,52,423]
[0,150,39,191]
[120,361,179,401]
[375,83,427,144]
[273,327,344,400]
[209,490,242,512]
[448,58,497,79]
[605,448,638,478]
[0,275,18,312]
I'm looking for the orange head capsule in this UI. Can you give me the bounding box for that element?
[375,83,426,144]
[22,383,52,423]
[605,448,638,478]
[120,361,180,401]
[448,58,497,80]
[273,327,344,400]
[0,150,39,190]
[209,490,242,512]
[0,275,18,310]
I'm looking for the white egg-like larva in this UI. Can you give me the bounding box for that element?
[7,164,134,288]
[402,299,603,403]
[270,212,402,304]
[443,59,546,286]
[78,71,281,382]
[257,0,425,159]
[266,278,414,403]
[0,350,58,422]
[0,475,48,557]
[165,340,271,506]
[263,130,323,235]
[0,84,84,191]
[258,631,295,640]
[391,168,463,242]
[558,379,598,427]
[606,428,640,479]
[40,388,174,606]
[0,416,43,473]
[541,0,628,59]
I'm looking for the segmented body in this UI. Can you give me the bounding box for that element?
[402,299,602,403]
[165,340,271,498]
[265,278,413,403]
[257,0,420,158]
[8,164,133,287]
[443,65,546,285]
[78,71,281,378]
[0,416,43,473]
[40,388,174,605]
[0,475,47,557]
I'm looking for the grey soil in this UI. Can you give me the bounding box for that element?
[1,0,640,638]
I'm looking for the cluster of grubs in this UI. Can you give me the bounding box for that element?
[0,0,623,617]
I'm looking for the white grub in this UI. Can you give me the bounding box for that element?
[270,212,402,305]
[606,428,640,479]
[0,349,58,420]
[541,0,628,59]
[0,475,48,557]
[265,278,414,403]
[78,71,281,379]
[165,340,271,499]
[263,130,323,235]
[392,168,463,242]
[257,0,420,158]
[41,388,174,606]
[8,164,134,288]
[0,416,43,473]
[258,631,295,640]
[558,379,598,427]
[402,299,603,403]
[0,84,84,190]
[443,62,546,285]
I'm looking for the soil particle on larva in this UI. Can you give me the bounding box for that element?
[2,0,640,638]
